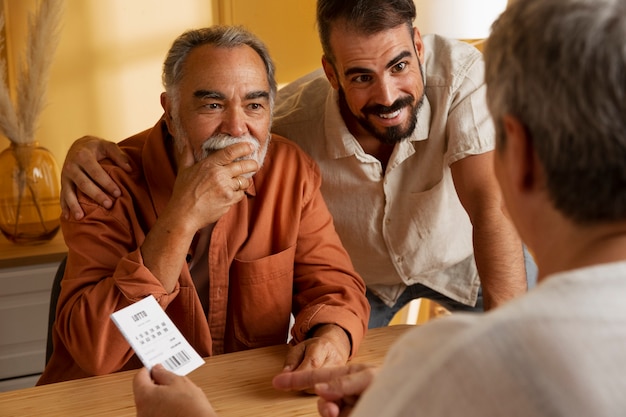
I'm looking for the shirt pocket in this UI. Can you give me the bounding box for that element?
[403,175,472,274]
[229,245,296,348]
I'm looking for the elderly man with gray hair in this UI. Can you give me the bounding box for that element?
[39,25,369,386]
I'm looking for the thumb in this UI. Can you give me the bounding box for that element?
[133,367,153,390]
[282,343,306,372]
[150,364,177,385]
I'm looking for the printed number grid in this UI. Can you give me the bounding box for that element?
[134,321,191,371]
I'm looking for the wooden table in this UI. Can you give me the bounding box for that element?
[0,324,414,416]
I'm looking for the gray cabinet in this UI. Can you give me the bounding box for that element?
[0,234,66,392]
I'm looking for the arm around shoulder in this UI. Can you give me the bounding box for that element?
[61,136,131,220]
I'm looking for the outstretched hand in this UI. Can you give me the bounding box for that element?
[272,363,379,417]
[61,136,131,220]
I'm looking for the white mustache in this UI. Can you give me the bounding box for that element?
[199,134,267,178]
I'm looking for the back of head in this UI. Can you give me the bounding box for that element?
[485,0,626,224]
[316,0,416,62]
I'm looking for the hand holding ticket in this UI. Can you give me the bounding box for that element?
[111,295,204,375]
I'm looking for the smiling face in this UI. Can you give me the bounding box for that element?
[323,23,425,144]
[162,43,272,169]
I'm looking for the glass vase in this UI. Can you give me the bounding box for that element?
[0,142,61,245]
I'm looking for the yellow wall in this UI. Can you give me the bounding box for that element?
[218,0,321,86]
[1,0,215,168]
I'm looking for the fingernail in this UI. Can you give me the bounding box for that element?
[113,189,121,198]
[315,382,329,393]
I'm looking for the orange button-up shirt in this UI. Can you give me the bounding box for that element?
[39,118,369,385]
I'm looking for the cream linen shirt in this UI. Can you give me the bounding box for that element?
[272,35,493,307]
[351,262,626,416]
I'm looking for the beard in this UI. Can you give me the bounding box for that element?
[339,88,424,145]
[338,63,426,145]
[171,113,270,179]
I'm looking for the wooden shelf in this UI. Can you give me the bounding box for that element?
[0,232,67,268]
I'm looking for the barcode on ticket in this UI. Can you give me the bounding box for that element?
[111,295,205,376]
[164,350,192,371]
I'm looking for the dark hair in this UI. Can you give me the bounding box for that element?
[485,0,626,224]
[316,0,416,63]
[162,25,277,108]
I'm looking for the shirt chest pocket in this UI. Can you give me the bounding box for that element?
[229,245,296,348]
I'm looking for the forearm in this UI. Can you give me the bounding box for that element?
[451,152,527,310]
[58,193,191,373]
[56,267,137,374]
[472,209,527,310]
[59,247,170,374]
[141,208,196,294]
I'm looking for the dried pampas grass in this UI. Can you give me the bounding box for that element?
[0,0,64,145]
